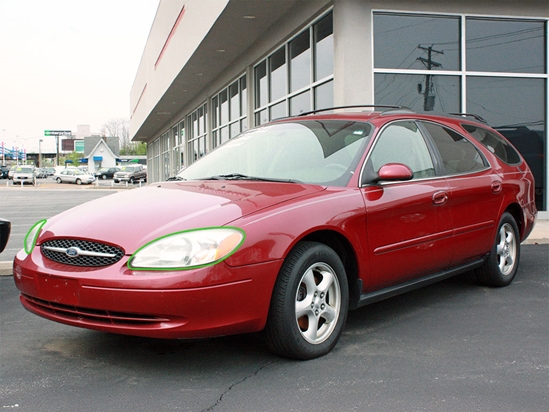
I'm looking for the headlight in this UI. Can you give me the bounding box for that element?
[24,219,47,254]
[128,227,245,271]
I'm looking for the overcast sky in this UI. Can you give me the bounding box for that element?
[0,0,159,153]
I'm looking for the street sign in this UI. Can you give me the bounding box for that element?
[44,130,72,136]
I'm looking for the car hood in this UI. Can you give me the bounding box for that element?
[39,181,325,253]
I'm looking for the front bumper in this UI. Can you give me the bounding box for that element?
[13,248,281,339]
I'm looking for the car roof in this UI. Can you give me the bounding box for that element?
[272,105,490,130]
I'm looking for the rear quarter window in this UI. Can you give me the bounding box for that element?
[462,124,521,165]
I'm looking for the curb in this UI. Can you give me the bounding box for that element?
[0,261,12,276]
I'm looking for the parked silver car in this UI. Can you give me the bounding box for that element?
[12,166,36,185]
[54,169,96,185]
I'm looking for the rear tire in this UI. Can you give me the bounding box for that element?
[475,212,520,287]
[265,241,348,360]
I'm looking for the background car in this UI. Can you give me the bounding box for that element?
[13,106,537,360]
[0,218,10,253]
[54,169,95,185]
[94,167,121,180]
[8,165,17,180]
[0,165,9,179]
[34,168,48,179]
[12,166,36,185]
[113,164,147,183]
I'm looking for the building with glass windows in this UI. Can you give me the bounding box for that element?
[130,0,548,215]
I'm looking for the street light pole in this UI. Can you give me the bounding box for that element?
[39,139,43,167]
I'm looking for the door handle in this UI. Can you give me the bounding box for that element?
[432,191,448,205]
[491,181,502,193]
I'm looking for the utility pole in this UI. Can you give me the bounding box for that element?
[417,45,443,111]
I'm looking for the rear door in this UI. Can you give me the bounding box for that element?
[419,121,503,263]
[361,120,454,289]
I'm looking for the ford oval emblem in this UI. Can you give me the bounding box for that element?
[66,248,79,257]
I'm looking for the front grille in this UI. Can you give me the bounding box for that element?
[22,294,166,326]
[41,239,125,267]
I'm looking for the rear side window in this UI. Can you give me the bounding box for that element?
[462,124,521,165]
[421,122,487,175]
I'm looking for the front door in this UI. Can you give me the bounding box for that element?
[361,121,454,290]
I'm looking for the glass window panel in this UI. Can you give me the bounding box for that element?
[255,61,267,108]
[270,47,287,101]
[241,76,247,114]
[199,106,206,135]
[466,18,545,73]
[466,76,546,210]
[314,12,333,80]
[241,118,248,132]
[220,90,228,125]
[370,121,435,178]
[230,121,241,139]
[375,73,460,113]
[229,81,240,120]
[290,91,311,116]
[212,96,219,129]
[374,13,460,71]
[421,122,487,175]
[179,121,184,146]
[314,80,333,109]
[220,127,229,145]
[256,109,268,126]
[290,31,311,92]
[192,112,198,137]
[270,101,286,120]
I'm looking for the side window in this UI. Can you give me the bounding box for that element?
[370,121,435,179]
[461,124,521,165]
[421,122,487,175]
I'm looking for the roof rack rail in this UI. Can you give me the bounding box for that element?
[296,105,412,117]
[448,113,488,124]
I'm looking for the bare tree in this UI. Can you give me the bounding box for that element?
[103,118,130,151]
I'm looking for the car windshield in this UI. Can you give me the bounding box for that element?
[178,120,372,186]
[18,167,34,173]
[121,166,136,172]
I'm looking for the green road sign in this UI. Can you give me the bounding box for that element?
[44,130,72,136]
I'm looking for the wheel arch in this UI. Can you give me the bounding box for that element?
[300,229,361,310]
[503,202,525,240]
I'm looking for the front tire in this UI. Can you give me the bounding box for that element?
[265,241,349,360]
[76,178,82,185]
[56,177,62,184]
[475,212,520,287]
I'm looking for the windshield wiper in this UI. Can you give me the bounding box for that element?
[166,176,186,181]
[205,173,301,183]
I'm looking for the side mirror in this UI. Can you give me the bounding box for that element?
[0,218,11,253]
[377,163,414,181]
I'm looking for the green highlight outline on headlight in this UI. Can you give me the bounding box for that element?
[24,219,47,254]
[127,226,246,271]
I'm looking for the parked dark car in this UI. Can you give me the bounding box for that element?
[94,167,121,180]
[13,106,537,360]
[0,218,10,253]
[0,165,9,179]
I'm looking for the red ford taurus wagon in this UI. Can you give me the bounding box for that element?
[13,106,537,359]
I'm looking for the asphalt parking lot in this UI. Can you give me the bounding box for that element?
[0,187,547,412]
